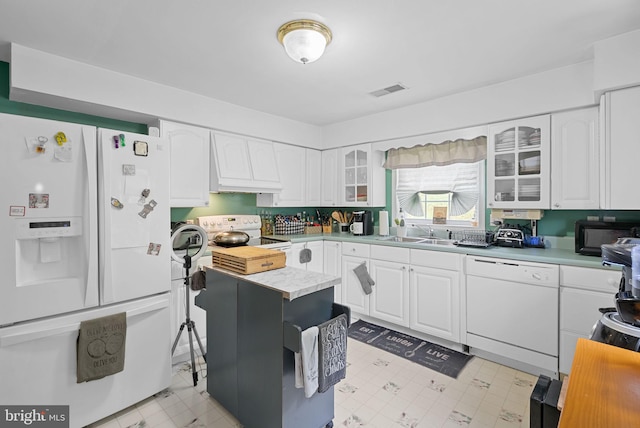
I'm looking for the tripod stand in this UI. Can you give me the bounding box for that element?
[171,252,207,387]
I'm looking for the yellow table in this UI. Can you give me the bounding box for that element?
[559,338,640,427]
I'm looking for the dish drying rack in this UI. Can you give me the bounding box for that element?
[451,229,494,248]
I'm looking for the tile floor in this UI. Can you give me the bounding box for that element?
[90,339,535,428]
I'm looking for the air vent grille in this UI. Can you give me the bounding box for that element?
[369,83,408,97]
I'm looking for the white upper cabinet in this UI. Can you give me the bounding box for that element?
[157,120,210,207]
[210,131,281,193]
[602,86,640,209]
[306,148,322,206]
[321,148,339,206]
[339,143,386,207]
[256,144,322,207]
[551,107,599,209]
[487,115,551,209]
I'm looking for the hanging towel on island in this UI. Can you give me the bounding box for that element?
[294,326,319,398]
[318,313,348,393]
[77,312,127,383]
[353,262,375,295]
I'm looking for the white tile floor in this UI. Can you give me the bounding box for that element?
[90,339,535,428]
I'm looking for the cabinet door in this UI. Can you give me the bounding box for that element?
[551,107,599,209]
[321,149,339,206]
[306,149,322,206]
[247,139,281,184]
[369,259,409,326]
[604,86,640,209]
[265,143,305,207]
[487,115,551,209]
[285,243,305,269]
[559,287,612,373]
[324,241,342,302]
[341,256,370,315]
[341,144,371,206]
[159,121,210,207]
[305,241,324,273]
[409,265,460,342]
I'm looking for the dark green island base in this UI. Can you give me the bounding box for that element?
[195,266,349,428]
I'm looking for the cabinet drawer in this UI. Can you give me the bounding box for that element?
[341,242,370,258]
[410,249,461,271]
[560,265,620,293]
[370,245,410,263]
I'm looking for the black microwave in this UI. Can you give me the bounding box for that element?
[575,220,640,256]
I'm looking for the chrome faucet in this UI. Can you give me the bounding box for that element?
[412,223,435,237]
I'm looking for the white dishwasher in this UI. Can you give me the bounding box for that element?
[465,255,559,377]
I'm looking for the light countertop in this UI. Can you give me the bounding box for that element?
[281,232,615,270]
[205,265,340,300]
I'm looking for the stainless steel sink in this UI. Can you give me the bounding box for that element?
[376,236,427,243]
[418,238,457,246]
[376,236,457,245]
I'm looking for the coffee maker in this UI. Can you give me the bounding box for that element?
[590,237,640,351]
[350,211,374,236]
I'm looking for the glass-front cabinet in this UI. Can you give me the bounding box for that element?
[487,115,551,209]
[339,143,386,207]
[344,147,369,204]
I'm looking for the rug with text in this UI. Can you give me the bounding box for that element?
[348,319,473,379]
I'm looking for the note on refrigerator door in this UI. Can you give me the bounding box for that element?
[110,171,152,249]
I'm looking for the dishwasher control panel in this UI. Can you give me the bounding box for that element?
[465,255,559,287]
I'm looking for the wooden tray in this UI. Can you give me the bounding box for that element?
[211,246,286,274]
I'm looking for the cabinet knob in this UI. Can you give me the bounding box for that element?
[488,202,493,207]
[554,203,560,208]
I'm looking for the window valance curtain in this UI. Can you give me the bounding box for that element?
[383,136,486,169]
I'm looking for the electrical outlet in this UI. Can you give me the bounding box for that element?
[587,216,599,221]
[603,216,616,222]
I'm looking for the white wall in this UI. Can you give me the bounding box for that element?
[9,44,323,148]
[594,29,640,96]
[322,61,596,148]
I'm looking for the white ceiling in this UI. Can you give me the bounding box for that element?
[1,0,640,126]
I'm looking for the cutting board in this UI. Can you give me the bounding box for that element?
[211,246,286,274]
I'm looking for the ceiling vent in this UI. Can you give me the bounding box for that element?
[369,83,408,97]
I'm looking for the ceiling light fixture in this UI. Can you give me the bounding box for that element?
[277,19,332,64]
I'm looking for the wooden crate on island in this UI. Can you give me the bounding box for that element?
[211,246,286,274]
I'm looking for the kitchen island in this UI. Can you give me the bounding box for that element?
[195,265,346,428]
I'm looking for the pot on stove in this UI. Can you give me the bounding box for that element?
[212,230,250,247]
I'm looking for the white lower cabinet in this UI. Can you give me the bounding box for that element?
[286,241,324,273]
[409,250,461,343]
[341,243,371,315]
[369,246,410,327]
[559,265,620,374]
[323,241,342,303]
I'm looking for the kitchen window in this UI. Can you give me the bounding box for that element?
[392,160,485,228]
[382,134,487,230]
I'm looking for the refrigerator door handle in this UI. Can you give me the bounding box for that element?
[83,126,99,307]
[0,299,167,348]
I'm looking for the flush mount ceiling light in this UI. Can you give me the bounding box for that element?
[277,19,332,64]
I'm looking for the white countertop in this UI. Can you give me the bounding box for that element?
[204,265,340,300]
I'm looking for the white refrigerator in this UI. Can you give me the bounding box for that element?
[0,114,172,428]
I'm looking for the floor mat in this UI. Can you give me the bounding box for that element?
[348,319,473,379]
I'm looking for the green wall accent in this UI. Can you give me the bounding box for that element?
[3,60,639,236]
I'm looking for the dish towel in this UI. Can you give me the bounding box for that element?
[353,262,375,295]
[294,326,319,398]
[317,313,348,393]
[77,312,127,383]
